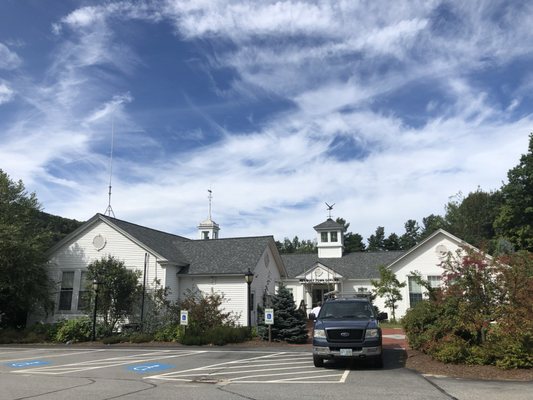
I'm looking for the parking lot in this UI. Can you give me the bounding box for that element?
[1,344,531,400]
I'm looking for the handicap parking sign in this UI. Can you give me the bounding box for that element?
[180,310,188,326]
[265,308,274,325]
[7,360,50,368]
[127,363,173,374]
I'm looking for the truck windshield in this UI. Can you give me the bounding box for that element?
[319,302,374,319]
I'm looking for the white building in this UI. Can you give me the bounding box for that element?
[39,213,285,326]
[282,218,469,318]
[37,213,472,326]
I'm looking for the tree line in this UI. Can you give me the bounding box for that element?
[277,133,533,255]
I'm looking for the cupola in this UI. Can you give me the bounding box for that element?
[197,189,220,239]
[314,218,344,258]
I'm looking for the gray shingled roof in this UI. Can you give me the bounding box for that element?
[313,218,344,231]
[102,214,273,275]
[176,236,274,275]
[282,251,405,280]
[101,214,191,265]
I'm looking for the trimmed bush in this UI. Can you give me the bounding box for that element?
[180,326,251,346]
[129,333,153,343]
[102,335,125,345]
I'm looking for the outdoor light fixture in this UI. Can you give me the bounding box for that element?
[244,268,254,329]
[91,279,100,341]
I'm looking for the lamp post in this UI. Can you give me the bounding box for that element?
[244,268,254,330]
[91,279,100,341]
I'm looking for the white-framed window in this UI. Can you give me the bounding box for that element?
[331,231,338,242]
[428,275,442,288]
[77,271,90,311]
[58,271,74,310]
[408,276,423,308]
[321,232,328,242]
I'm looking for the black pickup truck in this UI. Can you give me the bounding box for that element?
[309,297,388,368]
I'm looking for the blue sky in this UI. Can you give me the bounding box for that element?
[1,1,532,242]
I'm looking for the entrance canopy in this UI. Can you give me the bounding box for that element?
[296,263,343,284]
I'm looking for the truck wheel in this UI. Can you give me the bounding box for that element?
[313,355,324,367]
[372,355,383,369]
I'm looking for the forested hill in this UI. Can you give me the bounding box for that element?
[34,211,84,247]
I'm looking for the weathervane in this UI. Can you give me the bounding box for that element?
[325,202,335,219]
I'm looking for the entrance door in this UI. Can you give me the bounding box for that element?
[312,287,327,307]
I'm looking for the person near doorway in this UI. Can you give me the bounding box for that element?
[311,301,322,317]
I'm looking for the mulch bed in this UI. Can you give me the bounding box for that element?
[405,349,533,381]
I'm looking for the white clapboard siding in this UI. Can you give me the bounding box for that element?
[179,276,248,326]
[46,220,167,322]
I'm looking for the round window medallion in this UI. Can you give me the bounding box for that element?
[93,234,106,250]
[436,244,448,255]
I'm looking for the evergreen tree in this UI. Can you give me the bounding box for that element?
[336,217,366,252]
[367,226,386,251]
[420,214,446,239]
[400,219,420,250]
[263,284,308,343]
[384,233,401,250]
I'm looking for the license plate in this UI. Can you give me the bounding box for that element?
[340,348,352,356]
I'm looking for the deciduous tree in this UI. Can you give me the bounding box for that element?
[0,170,53,327]
[371,265,406,321]
[86,256,142,333]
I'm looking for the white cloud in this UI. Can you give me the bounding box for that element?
[3,0,533,244]
[0,81,15,104]
[0,43,22,70]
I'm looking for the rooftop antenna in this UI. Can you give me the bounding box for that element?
[104,117,116,218]
[207,189,213,220]
[325,202,335,219]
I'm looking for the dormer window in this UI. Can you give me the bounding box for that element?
[331,231,338,242]
[321,232,328,242]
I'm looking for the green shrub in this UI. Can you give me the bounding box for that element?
[494,335,533,369]
[153,324,184,342]
[180,326,251,346]
[431,336,468,364]
[129,333,153,343]
[402,300,441,351]
[55,317,93,343]
[102,335,126,345]
[468,345,495,365]
[17,331,47,344]
[0,328,21,344]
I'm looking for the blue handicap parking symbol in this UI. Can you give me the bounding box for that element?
[7,360,50,368]
[127,363,174,374]
[267,313,272,319]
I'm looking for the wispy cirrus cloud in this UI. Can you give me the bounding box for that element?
[1,0,532,242]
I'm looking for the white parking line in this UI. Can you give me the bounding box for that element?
[145,351,349,384]
[1,349,106,363]
[10,350,206,375]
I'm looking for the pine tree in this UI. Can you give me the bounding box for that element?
[262,284,308,343]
